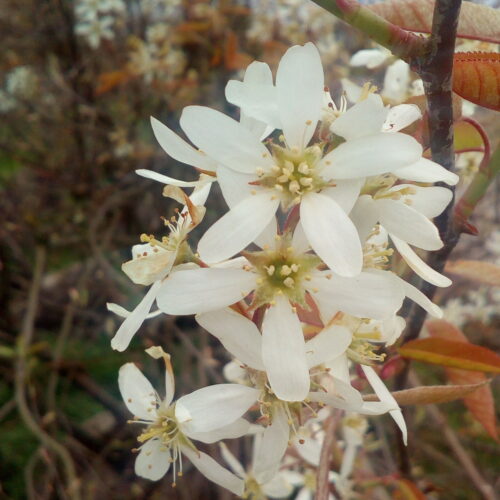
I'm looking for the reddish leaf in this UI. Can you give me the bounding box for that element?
[453,52,500,111]
[445,260,500,286]
[363,381,488,405]
[369,0,500,43]
[393,479,428,500]
[399,338,500,373]
[224,31,253,71]
[427,320,498,440]
[95,70,132,96]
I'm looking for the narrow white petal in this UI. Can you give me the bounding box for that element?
[397,185,452,219]
[339,443,357,480]
[262,296,310,402]
[320,178,364,214]
[156,268,256,315]
[377,199,443,250]
[305,325,352,368]
[181,446,245,496]
[198,193,280,263]
[393,158,459,185]
[217,165,260,209]
[188,418,250,444]
[397,275,443,318]
[254,217,278,250]
[262,473,294,498]
[330,95,388,140]
[180,106,274,173]
[219,442,246,478]
[321,133,422,180]
[349,195,380,244]
[325,355,350,384]
[391,235,452,287]
[341,78,363,102]
[135,439,171,481]
[292,221,310,254]
[196,309,265,370]
[107,302,162,320]
[309,270,404,320]
[118,363,157,420]
[301,193,363,277]
[361,365,407,445]
[111,281,161,351]
[382,60,410,102]
[253,406,290,483]
[350,49,389,68]
[277,43,324,149]
[177,384,259,433]
[382,104,421,132]
[150,116,216,171]
[136,168,202,187]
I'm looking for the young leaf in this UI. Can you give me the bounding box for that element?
[453,53,500,111]
[427,320,498,440]
[369,0,500,43]
[393,479,427,500]
[363,381,489,405]
[454,119,488,155]
[399,338,500,373]
[445,260,500,286]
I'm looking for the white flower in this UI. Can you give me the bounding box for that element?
[75,16,115,49]
[119,346,258,493]
[108,182,210,351]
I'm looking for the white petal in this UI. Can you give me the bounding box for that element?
[397,275,443,318]
[181,446,245,496]
[262,296,310,402]
[118,363,157,420]
[341,78,363,102]
[325,355,350,384]
[150,116,216,172]
[263,473,294,498]
[253,406,290,483]
[111,281,161,351]
[393,158,459,185]
[305,325,352,368]
[349,195,380,244]
[399,185,452,219]
[320,133,422,180]
[309,270,404,320]
[187,418,250,443]
[219,442,246,477]
[391,235,452,287]
[350,49,389,68]
[382,104,421,132]
[180,106,274,174]
[107,302,162,320]
[377,199,443,250]
[177,384,259,433]
[156,268,256,315]
[135,439,171,481]
[122,247,175,286]
[196,309,265,370]
[277,43,324,150]
[361,365,407,445]
[217,165,259,209]
[382,60,410,102]
[198,193,280,263]
[136,168,203,187]
[301,193,363,277]
[330,94,388,140]
[320,178,364,214]
[254,217,278,250]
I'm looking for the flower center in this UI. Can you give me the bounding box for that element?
[137,406,180,446]
[256,143,327,208]
[243,476,265,500]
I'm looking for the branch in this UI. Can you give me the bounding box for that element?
[315,413,338,500]
[310,0,426,61]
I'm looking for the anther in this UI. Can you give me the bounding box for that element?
[300,177,313,186]
[280,265,292,276]
[289,180,300,194]
[283,277,295,288]
[298,162,310,174]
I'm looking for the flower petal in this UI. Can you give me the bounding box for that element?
[254,217,278,250]
[377,199,443,250]
[361,365,407,445]
[219,442,246,478]
[135,439,171,481]
[397,185,452,219]
[350,48,389,68]
[217,165,260,209]
[391,235,452,287]
[157,268,256,315]
[180,106,273,174]
[393,158,459,185]
[187,418,250,444]
[118,363,157,420]
[396,274,443,318]
[308,270,404,321]
[136,168,204,187]
[181,446,245,496]
[382,104,421,132]
[150,116,216,172]
[330,94,388,140]
[292,221,310,254]
[262,296,310,402]
[262,473,294,498]
[196,308,265,370]
[177,384,259,433]
[305,325,352,368]
[253,406,290,483]
[198,192,280,263]
[111,281,162,351]
[349,195,380,244]
[276,43,324,150]
[320,133,422,180]
[301,193,363,277]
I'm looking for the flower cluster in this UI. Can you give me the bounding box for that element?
[110,43,455,497]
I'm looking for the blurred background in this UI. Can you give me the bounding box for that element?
[0,0,498,498]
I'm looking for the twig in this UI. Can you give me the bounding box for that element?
[14,247,81,500]
[315,413,338,500]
